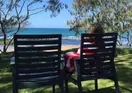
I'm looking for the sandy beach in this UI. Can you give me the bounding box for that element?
[0,45,79,52]
[62,45,79,50]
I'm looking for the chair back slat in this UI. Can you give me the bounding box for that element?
[17,45,59,51]
[16,56,60,63]
[17,67,58,73]
[18,72,58,80]
[16,40,59,45]
[16,51,59,57]
[80,33,117,76]
[14,34,62,80]
[17,62,59,68]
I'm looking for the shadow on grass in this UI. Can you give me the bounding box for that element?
[116,64,132,91]
[0,82,12,93]
[0,74,12,83]
[66,85,116,93]
[114,54,132,92]
[31,85,116,93]
[0,52,13,72]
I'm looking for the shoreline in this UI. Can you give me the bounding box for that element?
[0,45,79,52]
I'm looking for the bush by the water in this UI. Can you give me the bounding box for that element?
[116,47,132,55]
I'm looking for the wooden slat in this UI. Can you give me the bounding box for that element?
[98,53,112,57]
[82,55,96,59]
[102,37,115,41]
[17,45,59,51]
[83,68,97,72]
[97,48,113,52]
[14,34,61,39]
[81,33,117,39]
[18,78,59,89]
[17,62,59,68]
[82,42,114,48]
[16,40,59,45]
[83,65,96,69]
[81,48,97,52]
[82,60,112,69]
[16,51,59,57]
[100,66,113,71]
[82,69,97,75]
[82,33,100,37]
[104,42,115,46]
[101,62,112,66]
[103,33,117,37]
[95,58,112,62]
[82,44,97,47]
[18,72,58,79]
[101,65,113,69]
[82,39,96,42]
[18,67,58,73]
[16,56,60,63]
[81,52,113,59]
[17,56,59,60]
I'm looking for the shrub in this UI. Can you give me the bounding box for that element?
[127,48,132,54]
[116,47,132,55]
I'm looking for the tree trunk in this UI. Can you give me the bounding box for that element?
[1,25,7,53]
[3,34,7,53]
[117,35,122,46]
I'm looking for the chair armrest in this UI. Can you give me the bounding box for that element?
[74,58,81,76]
[60,57,65,70]
[10,56,17,78]
[74,58,80,64]
[10,56,15,66]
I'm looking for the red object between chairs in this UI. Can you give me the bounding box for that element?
[64,47,94,74]
[65,52,80,73]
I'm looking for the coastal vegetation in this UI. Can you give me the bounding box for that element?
[0,40,13,45]
[67,0,132,47]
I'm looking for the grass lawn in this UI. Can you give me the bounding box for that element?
[0,50,132,93]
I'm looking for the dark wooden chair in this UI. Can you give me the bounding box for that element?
[11,34,65,93]
[65,32,120,93]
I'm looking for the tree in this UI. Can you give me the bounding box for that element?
[0,0,67,53]
[67,0,132,46]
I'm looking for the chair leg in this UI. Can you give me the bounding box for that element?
[59,81,65,93]
[95,79,98,91]
[13,88,18,93]
[13,83,18,93]
[65,78,69,93]
[114,80,121,93]
[77,80,83,93]
[52,84,55,93]
[60,85,65,93]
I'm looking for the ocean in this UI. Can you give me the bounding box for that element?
[7,28,81,45]
[2,28,131,46]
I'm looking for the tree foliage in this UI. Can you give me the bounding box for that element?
[67,0,132,46]
[0,0,67,53]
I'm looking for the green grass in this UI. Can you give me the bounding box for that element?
[0,40,14,45]
[0,50,132,93]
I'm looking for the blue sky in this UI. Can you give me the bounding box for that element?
[28,0,73,28]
